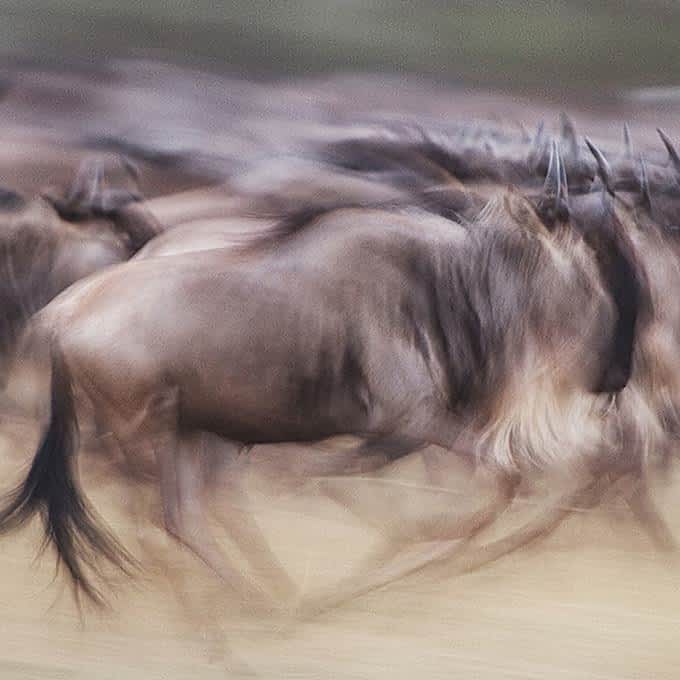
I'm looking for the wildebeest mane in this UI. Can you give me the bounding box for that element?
[320,137,457,188]
[572,197,652,392]
[239,202,365,253]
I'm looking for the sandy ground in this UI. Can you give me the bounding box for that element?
[0,414,678,680]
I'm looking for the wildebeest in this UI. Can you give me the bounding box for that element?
[0,140,642,607]
[0,158,164,381]
[572,132,680,548]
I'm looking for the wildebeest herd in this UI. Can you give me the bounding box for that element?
[0,112,679,615]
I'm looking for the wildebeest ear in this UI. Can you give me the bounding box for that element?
[535,139,569,230]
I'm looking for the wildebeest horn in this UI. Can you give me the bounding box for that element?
[638,154,652,210]
[539,139,569,225]
[560,112,578,160]
[558,143,569,201]
[623,123,633,159]
[585,138,614,194]
[532,139,570,229]
[657,128,680,173]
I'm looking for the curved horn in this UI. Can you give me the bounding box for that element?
[538,139,569,226]
[585,138,614,194]
[623,123,633,159]
[638,154,652,210]
[657,128,680,173]
[543,139,560,199]
[559,144,569,201]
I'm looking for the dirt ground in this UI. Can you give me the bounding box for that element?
[0,413,678,680]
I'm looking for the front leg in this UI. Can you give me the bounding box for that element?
[299,405,518,616]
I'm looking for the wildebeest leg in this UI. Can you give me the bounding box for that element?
[200,435,297,600]
[317,435,426,525]
[300,476,599,618]
[90,380,273,605]
[624,475,675,551]
[300,470,517,617]
[158,430,274,605]
[212,475,298,602]
[438,476,608,576]
[356,434,426,463]
[310,411,510,585]
[448,468,673,580]
[355,409,518,545]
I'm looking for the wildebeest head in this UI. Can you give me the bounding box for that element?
[531,140,648,395]
[461,178,619,472]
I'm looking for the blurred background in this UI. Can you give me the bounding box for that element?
[1,0,678,103]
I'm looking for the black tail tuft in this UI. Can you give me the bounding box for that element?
[0,343,136,606]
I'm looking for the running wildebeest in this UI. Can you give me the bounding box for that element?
[0,140,644,608]
[573,131,680,548]
[0,158,164,382]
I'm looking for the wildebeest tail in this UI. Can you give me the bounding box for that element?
[0,342,136,605]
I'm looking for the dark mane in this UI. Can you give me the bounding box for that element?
[571,196,652,392]
[320,137,456,188]
[240,202,364,253]
[240,190,479,254]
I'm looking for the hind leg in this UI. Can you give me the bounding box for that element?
[146,413,271,603]
[624,473,675,551]
[171,433,296,597]
[211,469,298,601]
[88,380,274,605]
